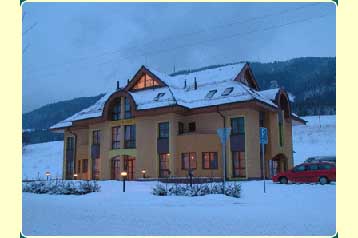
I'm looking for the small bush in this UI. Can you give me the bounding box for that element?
[152,182,241,198]
[22,180,101,195]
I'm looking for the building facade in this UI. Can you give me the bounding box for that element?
[51,63,305,180]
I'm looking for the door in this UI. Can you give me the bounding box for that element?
[111,157,121,180]
[159,153,169,177]
[232,151,246,177]
[124,156,135,180]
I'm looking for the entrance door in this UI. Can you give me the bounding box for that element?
[124,156,136,180]
[159,153,169,177]
[111,157,121,180]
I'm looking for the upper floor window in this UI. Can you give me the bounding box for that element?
[132,74,160,90]
[278,110,284,147]
[124,125,136,148]
[66,137,75,151]
[112,99,121,121]
[188,122,196,132]
[124,97,132,119]
[158,122,169,139]
[178,122,184,135]
[92,130,101,145]
[112,126,121,149]
[231,117,245,135]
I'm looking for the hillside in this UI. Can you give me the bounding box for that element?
[22,57,335,144]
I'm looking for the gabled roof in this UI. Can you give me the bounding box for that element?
[51,63,303,130]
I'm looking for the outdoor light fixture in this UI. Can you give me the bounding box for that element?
[45,171,51,181]
[121,171,128,192]
[141,169,146,178]
[73,173,78,180]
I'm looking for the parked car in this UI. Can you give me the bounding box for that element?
[272,162,336,185]
[304,156,336,163]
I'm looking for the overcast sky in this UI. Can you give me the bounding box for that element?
[22,2,336,113]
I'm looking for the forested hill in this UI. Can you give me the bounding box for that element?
[23,57,335,144]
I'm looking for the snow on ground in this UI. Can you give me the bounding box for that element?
[293,115,336,165]
[22,115,336,235]
[22,141,63,180]
[22,180,335,236]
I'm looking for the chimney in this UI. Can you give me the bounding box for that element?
[194,77,197,90]
[184,79,187,89]
[116,81,120,90]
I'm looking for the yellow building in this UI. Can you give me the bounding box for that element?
[51,63,305,180]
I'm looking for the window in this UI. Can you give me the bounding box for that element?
[112,126,121,149]
[82,159,88,173]
[188,122,196,132]
[278,110,284,147]
[221,87,234,96]
[232,152,245,177]
[154,92,165,101]
[111,157,121,180]
[92,158,100,180]
[158,122,169,139]
[159,153,170,177]
[309,164,319,170]
[318,164,333,170]
[77,160,81,173]
[294,165,306,172]
[231,117,245,135]
[112,99,121,121]
[205,89,217,99]
[92,130,101,145]
[178,122,184,135]
[202,152,218,169]
[125,125,136,148]
[124,97,132,119]
[132,74,160,90]
[66,137,75,151]
[181,152,197,170]
[259,112,265,127]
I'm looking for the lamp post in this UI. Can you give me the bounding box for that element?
[141,169,146,179]
[73,173,78,180]
[45,171,51,181]
[121,171,128,192]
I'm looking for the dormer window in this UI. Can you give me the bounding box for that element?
[154,92,165,101]
[124,97,132,119]
[221,87,234,96]
[205,89,217,99]
[132,74,160,90]
[111,99,121,121]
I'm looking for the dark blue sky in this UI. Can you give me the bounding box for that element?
[22,2,336,113]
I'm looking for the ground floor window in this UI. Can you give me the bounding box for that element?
[181,152,197,170]
[77,160,81,174]
[159,153,170,177]
[202,152,218,169]
[92,158,100,180]
[124,156,136,180]
[232,151,246,177]
[82,159,88,173]
[111,157,121,180]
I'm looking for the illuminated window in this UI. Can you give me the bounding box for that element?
[181,152,197,170]
[132,74,160,90]
[232,151,246,177]
[202,152,218,169]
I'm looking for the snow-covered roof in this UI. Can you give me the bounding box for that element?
[51,63,292,130]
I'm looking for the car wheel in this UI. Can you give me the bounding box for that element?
[319,176,328,185]
[279,177,288,184]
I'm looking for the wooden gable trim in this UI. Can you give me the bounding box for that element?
[234,63,260,90]
[124,66,167,92]
[274,88,291,118]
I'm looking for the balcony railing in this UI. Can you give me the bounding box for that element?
[177,129,217,135]
[124,140,136,149]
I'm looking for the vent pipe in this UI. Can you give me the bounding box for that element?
[194,77,197,90]
[116,81,120,90]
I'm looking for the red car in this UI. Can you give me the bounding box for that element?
[272,162,336,185]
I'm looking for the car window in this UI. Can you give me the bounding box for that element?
[294,165,306,172]
[308,164,319,170]
[318,164,331,170]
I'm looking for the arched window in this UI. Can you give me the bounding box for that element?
[124,97,132,119]
[111,99,121,121]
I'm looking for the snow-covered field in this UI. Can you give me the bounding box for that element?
[23,180,335,236]
[293,115,336,165]
[22,115,336,236]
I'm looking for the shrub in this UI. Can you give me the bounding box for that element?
[22,180,101,195]
[152,182,241,198]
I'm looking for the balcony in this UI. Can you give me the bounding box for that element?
[177,128,217,135]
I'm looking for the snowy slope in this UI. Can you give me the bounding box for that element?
[293,115,336,165]
[22,141,63,180]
